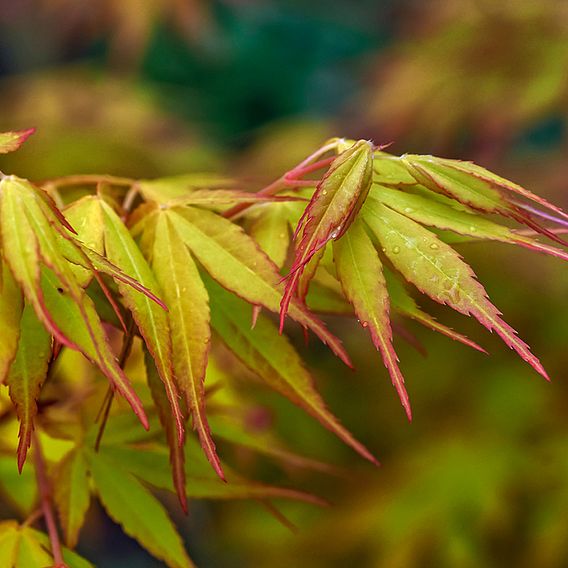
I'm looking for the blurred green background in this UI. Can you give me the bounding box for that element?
[1,1,568,566]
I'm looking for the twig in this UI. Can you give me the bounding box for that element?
[32,432,67,567]
[223,140,339,220]
[94,318,136,452]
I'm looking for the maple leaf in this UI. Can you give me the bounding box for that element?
[275,140,568,418]
[0,176,150,446]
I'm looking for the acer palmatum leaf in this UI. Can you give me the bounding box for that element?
[364,201,549,380]
[333,220,411,420]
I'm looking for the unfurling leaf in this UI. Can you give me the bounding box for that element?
[280,139,373,330]
[363,201,549,379]
[333,220,411,420]
[206,276,378,465]
[6,305,52,471]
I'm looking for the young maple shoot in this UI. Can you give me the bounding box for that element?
[0,130,566,567]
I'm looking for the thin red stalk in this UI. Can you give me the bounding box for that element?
[223,140,339,220]
[94,319,135,452]
[32,432,66,567]
[283,156,335,179]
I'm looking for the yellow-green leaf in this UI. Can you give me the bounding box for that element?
[54,449,90,548]
[364,201,548,379]
[99,199,182,444]
[333,220,411,419]
[0,263,23,384]
[151,214,223,480]
[87,449,194,568]
[166,206,351,365]
[6,304,52,471]
[207,276,378,465]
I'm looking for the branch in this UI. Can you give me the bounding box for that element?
[32,431,67,568]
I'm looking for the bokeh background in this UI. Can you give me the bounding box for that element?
[1,1,568,566]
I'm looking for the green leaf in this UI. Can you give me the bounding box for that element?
[384,268,485,353]
[424,157,568,221]
[333,220,411,419]
[0,263,23,384]
[166,189,302,208]
[26,528,94,568]
[97,444,326,505]
[210,416,339,475]
[0,453,38,514]
[99,199,183,444]
[63,196,105,286]
[364,201,548,379]
[53,449,91,547]
[0,129,35,154]
[0,522,94,568]
[246,204,291,268]
[87,449,195,568]
[0,177,147,427]
[370,184,568,263]
[400,155,513,215]
[0,521,20,567]
[6,304,52,471]
[280,140,374,328]
[206,276,378,465]
[138,174,235,203]
[151,213,223,481]
[165,206,351,365]
[12,529,53,568]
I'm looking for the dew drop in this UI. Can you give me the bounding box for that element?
[429,243,439,250]
[392,246,400,254]
[322,190,328,196]
[404,207,413,213]
[361,321,369,328]
[469,226,477,232]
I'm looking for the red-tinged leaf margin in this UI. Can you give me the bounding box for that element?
[365,202,549,381]
[333,220,411,420]
[7,304,52,471]
[151,213,224,481]
[99,199,183,446]
[280,140,373,331]
[144,348,188,513]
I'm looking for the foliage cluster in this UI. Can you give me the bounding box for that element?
[0,129,567,566]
